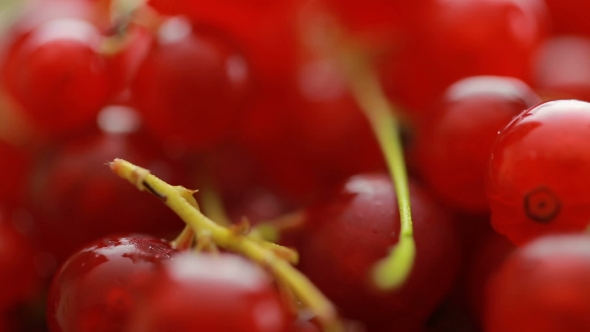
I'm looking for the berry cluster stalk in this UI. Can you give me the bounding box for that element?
[110,159,344,332]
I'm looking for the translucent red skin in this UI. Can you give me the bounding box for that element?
[487,100,590,245]
[131,20,251,150]
[107,25,153,100]
[380,0,548,118]
[239,57,384,204]
[1,18,114,137]
[147,0,301,95]
[124,253,292,332]
[0,140,32,208]
[317,0,426,48]
[0,220,39,311]
[47,235,176,332]
[22,131,186,263]
[296,174,461,329]
[485,234,590,331]
[417,76,540,213]
[240,106,383,205]
[543,0,590,36]
[283,57,384,180]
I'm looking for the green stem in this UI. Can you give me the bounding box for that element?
[199,180,232,227]
[344,52,416,289]
[110,159,344,331]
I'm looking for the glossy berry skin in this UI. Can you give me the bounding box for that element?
[1,18,114,136]
[47,234,176,332]
[124,253,291,332]
[487,99,590,245]
[543,0,590,36]
[296,173,461,329]
[23,131,186,263]
[380,0,548,118]
[131,17,252,151]
[107,24,153,98]
[147,0,297,83]
[239,56,384,204]
[485,234,590,332]
[417,76,540,213]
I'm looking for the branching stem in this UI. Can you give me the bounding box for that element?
[110,159,343,332]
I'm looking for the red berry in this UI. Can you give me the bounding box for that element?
[485,234,590,331]
[23,130,186,263]
[316,0,425,48]
[47,234,176,332]
[131,17,252,150]
[1,18,115,136]
[380,0,548,118]
[464,230,515,322]
[287,57,384,178]
[296,174,461,329]
[487,99,590,245]
[0,139,32,208]
[147,0,298,83]
[417,76,540,213]
[0,218,39,311]
[124,252,292,332]
[544,0,590,35]
[107,24,154,99]
[240,56,384,203]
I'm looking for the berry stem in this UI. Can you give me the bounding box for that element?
[110,158,343,332]
[250,211,306,243]
[171,225,195,250]
[199,179,232,226]
[342,50,416,289]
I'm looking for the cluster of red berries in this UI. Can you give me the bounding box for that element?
[1,0,590,331]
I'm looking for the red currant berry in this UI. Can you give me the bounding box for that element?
[417,76,540,213]
[147,0,297,82]
[107,24,153,99]
[130,17,252,151]
[485,234,590,331]
[296,174,461,329]
[23,130,186,263]
[464,229,515,322]
[1,18,115,137]
[239,56,385,204]
[0,217,39,311]
[487,99,590,245]
[124,252,292,332]
[317,0,425,48]
[380,0,548,118]
[47,234,176,332]
[544,0,590,35]
[0,139,32,208]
